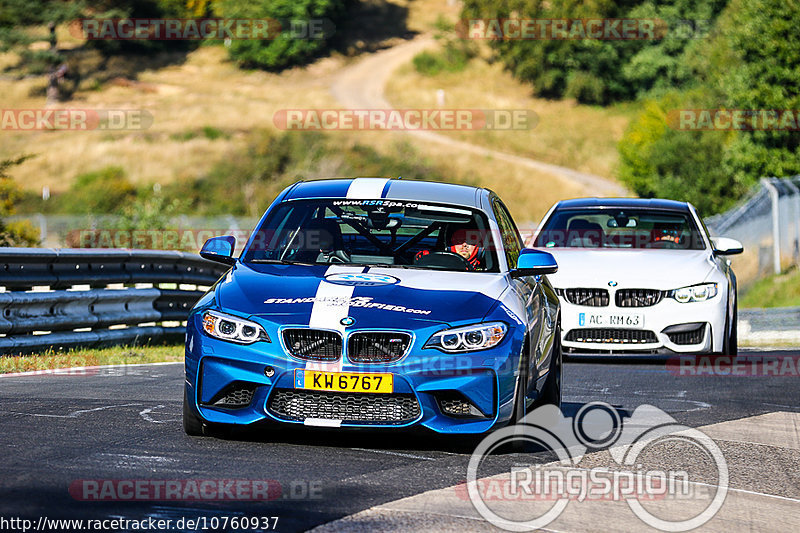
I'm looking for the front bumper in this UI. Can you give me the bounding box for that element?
[559,295,725,354]
[184,317,524,435]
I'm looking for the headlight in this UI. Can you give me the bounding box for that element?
[669,283,718,303]
[425,322,507,353]
[202,310,270,344]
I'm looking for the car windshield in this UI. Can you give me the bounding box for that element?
[243,199,500,272]
[534,208,706,250]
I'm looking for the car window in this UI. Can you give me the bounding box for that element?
[492,199,523,268]
[534,208,706,250]
[243,199,500,272]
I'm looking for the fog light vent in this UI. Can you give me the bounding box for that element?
[438,393,486,418]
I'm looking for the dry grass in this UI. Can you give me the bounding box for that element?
[344,129,581,224]
[2,0,601,226]
[384,43,636,180]
[1,45,342,193]
[0,345,182,373]
[402,0,461,33]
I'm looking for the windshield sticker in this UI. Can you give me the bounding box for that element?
[264,296,431,315]
[324,273,399,286]
[331,200,415,208]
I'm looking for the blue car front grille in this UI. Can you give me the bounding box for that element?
[283,329,342,361]
[267,389,420,425]
[347,332,411,363]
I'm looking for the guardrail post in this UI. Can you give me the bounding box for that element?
[762,178,782,275]
[784,177,800,266]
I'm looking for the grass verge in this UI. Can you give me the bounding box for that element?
[740,267,800,308]
[0,345,182,374]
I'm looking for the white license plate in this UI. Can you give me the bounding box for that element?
[578,312,645,327]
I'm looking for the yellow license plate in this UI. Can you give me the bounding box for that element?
[294,370,393,393]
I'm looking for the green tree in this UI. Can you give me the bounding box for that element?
[213,0,345,70]
[708,0,800,184]
[618,92,741,215]
[461,0,728,104]
[618,0,800,214]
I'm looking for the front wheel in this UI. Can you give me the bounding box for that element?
[183,389,205,436]
[533,325,562,411]
[727,297,738,356]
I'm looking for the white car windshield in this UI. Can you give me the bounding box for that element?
[535,208,706,250]
[243,199,500,271]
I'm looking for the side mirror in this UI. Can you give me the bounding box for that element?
[510,248,558,278]
[200,236,237,265]
[713,237,743,256]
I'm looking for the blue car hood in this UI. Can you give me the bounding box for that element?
[216,263,510,328]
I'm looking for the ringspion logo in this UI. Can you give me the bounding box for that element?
[467,402,728,531]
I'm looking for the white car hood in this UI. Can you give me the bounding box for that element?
[546,249,716,291]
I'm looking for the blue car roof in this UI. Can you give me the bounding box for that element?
[556,197,691,212]
[282,178,484,209]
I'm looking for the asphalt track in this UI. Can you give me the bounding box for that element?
[0,350,798,532]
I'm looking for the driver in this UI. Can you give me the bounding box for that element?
[449,227,484,269]
[651,222,682,246]
[414,226,485,270]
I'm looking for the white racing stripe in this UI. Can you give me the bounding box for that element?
[304,418,342,428]
[346,178,389,199]
[305,265,363,372]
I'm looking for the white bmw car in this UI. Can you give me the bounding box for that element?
[533,198,743,356]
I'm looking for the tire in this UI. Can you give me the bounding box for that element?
[533,325,562,412]
[728,297,738,356]
[183,389,205,437]
[510,340,531,426]
[718,292,738,356]
[508,329,562,452]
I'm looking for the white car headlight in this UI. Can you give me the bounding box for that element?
[202,310,270,344]
[425,322,507,353]
[670,283,718,303]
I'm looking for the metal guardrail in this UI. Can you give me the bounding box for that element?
[0,249,229,355]
[739,307,800,346]
[706,176,800,283]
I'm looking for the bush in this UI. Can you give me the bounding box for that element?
[0,155,40,247]
[413,30,476,77]
[55,167,137,214]
[413,51,446,76]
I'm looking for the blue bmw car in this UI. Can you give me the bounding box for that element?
[183,178,562,437]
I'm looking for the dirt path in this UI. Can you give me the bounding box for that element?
[331,36,627,196]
